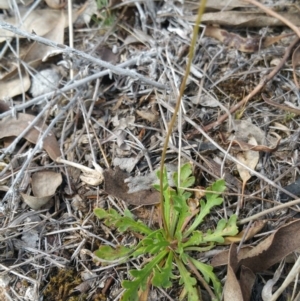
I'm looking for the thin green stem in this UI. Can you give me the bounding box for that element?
[159,0,207,238]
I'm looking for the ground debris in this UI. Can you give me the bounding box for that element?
[1,0,300,300]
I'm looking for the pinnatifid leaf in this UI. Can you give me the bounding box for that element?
[94,208,152,235]
[181,177,195,190]
[203,215,238,243]
[141,230,169,254]
[189,257,222,301]
[222,214,239,236]
[185,180,226,237]
[93,208,113,220]
[173,163,195,195]
[181,231,203,248]
[208,179,226,194]
[179,163,193,181]
[94,245,131,261]
[122,250,168,301]
[173,194,193,236]
[152,251,174,288]
[176,257,199,301]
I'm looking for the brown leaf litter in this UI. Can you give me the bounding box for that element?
[212,220,300,301]
[103,168,160,205]
[0,106,61,161]
[0,109,61,161]
[2,0,300,300]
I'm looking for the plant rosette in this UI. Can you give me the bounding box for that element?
[94,163,238,301]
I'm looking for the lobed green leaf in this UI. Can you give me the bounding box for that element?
[94,245,131,261]
[140,230,170,254]
[94,208,152,235]
[175,257,199,301]
[181,231,203,248]
[184,180,225,237]
[121,250,168,301]
[203,215,238,243]
[189,257,222,301]
[152,251,174,288]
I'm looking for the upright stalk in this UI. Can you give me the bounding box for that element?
[159,0,207,237]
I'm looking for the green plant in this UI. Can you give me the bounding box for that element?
[94,163,238,301]
[94,0,115,26]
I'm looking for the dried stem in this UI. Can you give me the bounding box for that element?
[159,0,207,237]
[238,198,300,225]
[0,51,161,119]
[0,22,166,90]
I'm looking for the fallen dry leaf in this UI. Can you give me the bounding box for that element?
[30,68,61,98]
[224,244,247,301]
[136,109,158,122]
[21,192,52,210]
[272,122,290,137]
[0,5,84,43]
[205,0,253,11]
[236,136,259,205]
[224,244,255,301]
[0,70,31,99]
[239,220,300,272]
[213,220,300,301]
[31,171,62,197]
[230,120,264,144]
[228,135,281,153]
[0,113,61,161]
[125,164,176,193]
[227,119,279,150]
[0,10,67,98]
[24,11,66,67]
[262,94,300,116]
[0,9,68,43]
[204,25,292,53]
[187,11,300,27]
[21,171,62,209]
[104,168,160,205]
[211,246,253,267]
[113,155,142,173]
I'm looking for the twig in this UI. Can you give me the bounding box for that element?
[262,94,300,115]
[269,254,300,301]
[67,0,74,85]
[0,22,166,90]
[0,263,37,284]
[0,51,162,119]
[245,0,300,39]
[238,198,300,225]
